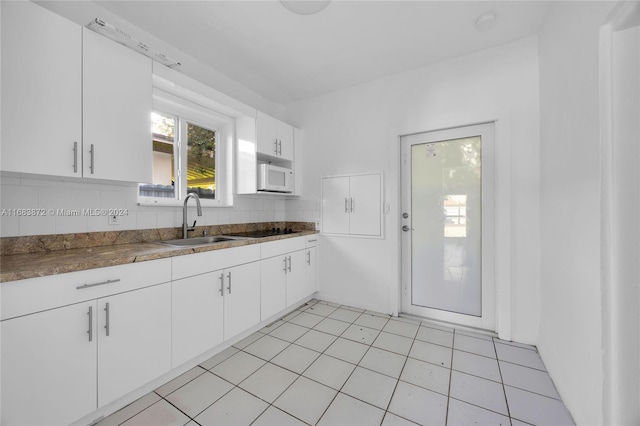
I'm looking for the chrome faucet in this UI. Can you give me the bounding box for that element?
[183,193,202,239]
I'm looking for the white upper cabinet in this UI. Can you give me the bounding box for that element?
[83,28,152,183]
[0,2,152,183]
[1,1,82,177]
[256,111,294,161]
[322,173,383,237]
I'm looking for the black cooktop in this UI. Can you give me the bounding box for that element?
[226,228,300,238]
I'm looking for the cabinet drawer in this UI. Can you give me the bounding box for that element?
[260,237,306,259]
[306,234,319,248]
[1,258,171,321]
[172,244,260,280]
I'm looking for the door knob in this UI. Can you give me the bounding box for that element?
[402,225,413,232]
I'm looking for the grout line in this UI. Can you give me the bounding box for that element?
[492,333,512,424]
[444,329,457,426]
[105,300,562,426]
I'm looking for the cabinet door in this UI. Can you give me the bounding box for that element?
[83,28,152,183]
[277,120,294,161]
[172,272,224,367]
[349,174,382,236]
[223,262,261,340]
[306,247,318,295]
[322,176,350,234]
[256,111,279,157]
[1,301,97,426]
[98,283,171,407]
[1,1,82,177]
[260,256,287,321]
[286,250,308,306]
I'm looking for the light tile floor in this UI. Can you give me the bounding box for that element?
[98,300,574,426]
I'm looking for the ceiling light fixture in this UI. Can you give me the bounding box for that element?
[280,0,331,15]
[475,12,497,32]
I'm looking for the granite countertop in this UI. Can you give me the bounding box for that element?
[0,225,317,283]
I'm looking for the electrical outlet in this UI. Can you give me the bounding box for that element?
[108,215,119,225]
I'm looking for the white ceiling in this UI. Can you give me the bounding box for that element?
[94,1,550,105]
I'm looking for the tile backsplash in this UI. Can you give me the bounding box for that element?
[0,173,320,237]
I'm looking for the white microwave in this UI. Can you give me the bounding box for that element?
[257,164,294,193]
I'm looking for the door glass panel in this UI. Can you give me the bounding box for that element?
[411,136,482,316]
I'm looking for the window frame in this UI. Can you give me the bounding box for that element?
[138,84,234,208]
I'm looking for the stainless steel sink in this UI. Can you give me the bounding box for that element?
[155,235,249,247]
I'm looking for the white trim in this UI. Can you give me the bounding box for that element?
[395,110,512,340]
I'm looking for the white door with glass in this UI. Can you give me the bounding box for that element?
[401,123,495,330]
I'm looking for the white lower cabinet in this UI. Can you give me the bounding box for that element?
[1,301,98,426]
[0,282,171,425]
[97,283,172,407]
[171,260,260,365]
[1,237,317,425]
[172,272,224,368]
[260,236,319,321]
[222,262,261,340]
[170,245,262,363]
[284,250,308,306]
[260,255,287,320]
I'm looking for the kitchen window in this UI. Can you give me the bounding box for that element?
[138,74,234,207]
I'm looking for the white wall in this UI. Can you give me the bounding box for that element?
[287,36,541,343]
[537,2,616,424]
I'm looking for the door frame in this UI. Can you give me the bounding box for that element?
[400,122,496,331]
[395,113,513,340]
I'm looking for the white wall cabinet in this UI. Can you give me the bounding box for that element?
[172,272,224,368]
[322,173,383,237]
[83,28,152,183]
[0,1,82,177]
[97,283,172,407]
[0,2,152,183]
[1,301,98,426]
[256,111,294,161]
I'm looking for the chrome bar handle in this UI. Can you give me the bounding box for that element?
[274,139,278,155]
[351,198,355,213]
[104,302,110,337]
[278,140,282,155]
[307,250,311,265]
[283,257,288,274]
[345,198,348,213]
[73,141,78,173]
[87,306,93,342]
[288,256,292,272]
[219,273,224,296]
[89,144,95,174]
[226,271,232,294]
[76,279,120,290]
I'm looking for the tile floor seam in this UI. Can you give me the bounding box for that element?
[157,394,202,424]
[101,299,572,426]
[493,332,512,423]
[503,383,562,402]
[382,325,418,423]
[444,329,457,425]
[498,358,547,373]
